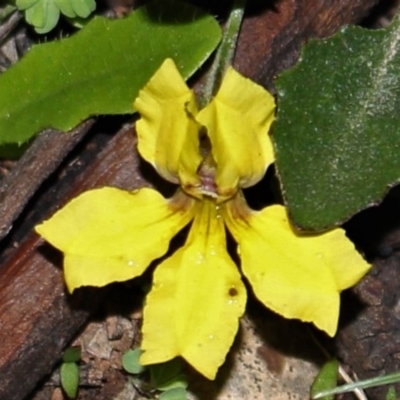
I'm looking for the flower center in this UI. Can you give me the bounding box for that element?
[197,154,218,198]
[181,131,239,202]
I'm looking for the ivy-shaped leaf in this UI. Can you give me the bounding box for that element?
[16,0,95,33]
[273,16,400,230]
[122,348,146,374]
[0,0,221,144]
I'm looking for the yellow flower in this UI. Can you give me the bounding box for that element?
[35,58,370,380]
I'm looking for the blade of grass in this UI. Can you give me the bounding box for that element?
[312,372,400,399]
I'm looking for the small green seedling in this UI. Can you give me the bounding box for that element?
[386,387,397,400]
[122,348,146,375]
[122,348,188,400]
[310,359,339,400]
[60,346,81,399]
[312,365,400,399]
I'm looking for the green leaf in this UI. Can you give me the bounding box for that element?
[36,0,60,33]
[70,0,95,18]
[122,348,146,374]
[18,0,95,32]
[159,387,187,400]
[0,0,221,144]
[274,16,400,230]
[21,0,61,32]
[54,0,76,18]
[62,346,81,363]
[25,0,46,27]
[155,372,188,392]
[60,362,80,398]
[150,358,187,391]
[310,360,339,400]
[16,0,39,11]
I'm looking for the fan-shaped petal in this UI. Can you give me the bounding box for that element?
[36,187,196,292]
[223,197,370,336]
[141,199,246,379]
[134,58,202,190]
[196,67,275,198]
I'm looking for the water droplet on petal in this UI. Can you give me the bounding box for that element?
[196,254,204,264]
[127,260,135,267]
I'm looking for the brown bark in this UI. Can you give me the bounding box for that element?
[0,120,94,241]
[335,190,400,400]
[0,126,147,400]
[0,1,379,398]
[236,0,379,85]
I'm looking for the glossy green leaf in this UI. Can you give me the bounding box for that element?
[159,387,187,400]
[122,348,146,374]
[60,362,80,398]
[0,0,221,144]
[274,16,400,230]
[310,359,339,400]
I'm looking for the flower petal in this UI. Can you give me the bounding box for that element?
[223,198,370,336]
[35,188,196,292]
[141,199,246,379]
[196,67,275,197]
[134,58,202,189]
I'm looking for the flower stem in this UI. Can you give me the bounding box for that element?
[200,0,246,106]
